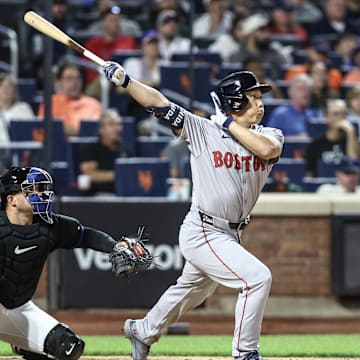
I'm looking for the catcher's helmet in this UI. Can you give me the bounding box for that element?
[214,71,272,112]
[0,166,54,223]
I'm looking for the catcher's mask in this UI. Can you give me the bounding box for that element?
[0,166,54,224]
[214,71,272,113]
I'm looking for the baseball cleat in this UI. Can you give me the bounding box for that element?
[235,350,265,360]
[123,319,150,360]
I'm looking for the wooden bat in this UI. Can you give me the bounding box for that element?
[23,10,105,67]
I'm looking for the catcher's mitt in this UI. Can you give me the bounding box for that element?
[109,226,152,276]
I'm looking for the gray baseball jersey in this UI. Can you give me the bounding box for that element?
[134,107,284,358]
[181,110,283,221]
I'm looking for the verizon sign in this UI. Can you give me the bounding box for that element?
[50,199,190,308]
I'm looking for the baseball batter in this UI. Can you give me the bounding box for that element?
[102,62,284,360]
[0,166,150,360]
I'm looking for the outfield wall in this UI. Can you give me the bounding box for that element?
[34,194,360,312]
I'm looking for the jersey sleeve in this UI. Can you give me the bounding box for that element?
[258,126,285,146]
[51,214,84,249]
[180,110,212,158]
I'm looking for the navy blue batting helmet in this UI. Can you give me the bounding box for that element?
[214,71,272,112]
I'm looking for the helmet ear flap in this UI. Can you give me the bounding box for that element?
[216,80,248,113]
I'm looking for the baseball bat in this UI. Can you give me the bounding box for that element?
[23,10,105,67]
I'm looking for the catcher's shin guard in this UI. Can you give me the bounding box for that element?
[44,323,85,360]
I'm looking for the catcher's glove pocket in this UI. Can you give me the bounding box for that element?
[110,226,153,277]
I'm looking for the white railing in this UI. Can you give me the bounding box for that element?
[0,24,18,78]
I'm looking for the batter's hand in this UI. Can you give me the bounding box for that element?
[210,91,233,129]
[102,61,130,87]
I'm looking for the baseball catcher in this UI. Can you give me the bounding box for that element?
[0,166,152,360]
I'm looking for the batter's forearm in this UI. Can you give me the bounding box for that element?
[126,79,169,108]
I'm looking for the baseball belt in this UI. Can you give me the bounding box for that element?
[199,211,250,232]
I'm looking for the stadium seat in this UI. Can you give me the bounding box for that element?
[66,136,97,187]
[111,49,142,64]
[9,119,67,161]
[307,120,327,139]
[301,177,337,192]
[115,157,169,196]
[171,51,222,66]
[1,141,43,168]
[160,62,213,104]
[79,120,99,137]
[270,158,306,186]
[17,78,37,105]
[316,161,337,177]
[108,88,130,116]
[79,117,137,154]
[136,136,172,157]
[282,138,311,159]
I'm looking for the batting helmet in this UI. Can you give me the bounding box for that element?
[0,166,54,223]
[214,71,272,113]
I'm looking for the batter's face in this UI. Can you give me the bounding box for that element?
[232,89,264,126]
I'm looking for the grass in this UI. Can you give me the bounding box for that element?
[1,334,360,357]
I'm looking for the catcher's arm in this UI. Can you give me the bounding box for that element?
[109,226,153,276]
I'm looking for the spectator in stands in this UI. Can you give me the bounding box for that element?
[208,14,245,63]
[307,60,340,117]
[37,63,102,137]
[77,108,132,195]
[123,29,161,129]
[86,0,142,37]
[83,5,137,88]
[230,0,252,18]
[284,45,343,103]
[342,46,360,85]
[346,86,360,127]
[156,9,191,60]
[124,30,161,89]
[193,0,233,39]
[316,156,360,193]
[229,13,290,81]
[307,0,360,48]
[268,1,308,44]
[333,33,357,71]
[24,0,79,87]
[346,0,360,32]
[304,99,359,177]
[242,56,284,100]
[147,0,190,32]
[0,73,35,145]
[266,74,313,138]
[286,0,322,25]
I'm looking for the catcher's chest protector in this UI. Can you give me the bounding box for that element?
[0,211,53,309]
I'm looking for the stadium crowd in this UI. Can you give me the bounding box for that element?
[1,0,360,196]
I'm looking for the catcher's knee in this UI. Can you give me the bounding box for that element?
[43,323,85,360]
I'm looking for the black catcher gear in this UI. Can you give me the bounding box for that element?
[44,323,85,360]
[109,226,152,276]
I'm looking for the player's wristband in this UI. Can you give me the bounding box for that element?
[122,74,131,88]
[223,117,234,129]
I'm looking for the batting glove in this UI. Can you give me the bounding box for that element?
[102,61,131,88]
[210,91,234,129]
